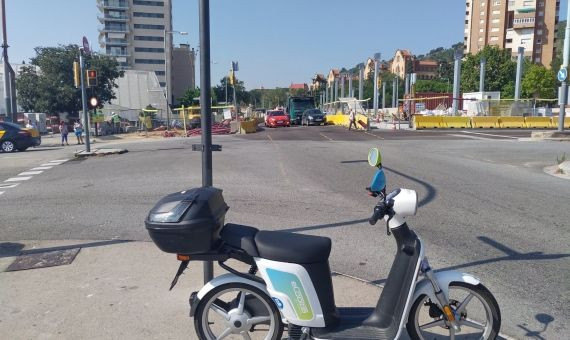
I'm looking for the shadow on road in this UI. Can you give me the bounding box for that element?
[517,313,555,340]
[279,218,369,233]
[371,236,570,285]
[0,240,133,257]
[0,242,25,258]
[383,166,437,207]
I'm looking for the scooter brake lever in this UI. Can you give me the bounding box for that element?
[386,215,392,236]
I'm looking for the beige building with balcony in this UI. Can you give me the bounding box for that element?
[97,0,173,87]
[464,0,559,67]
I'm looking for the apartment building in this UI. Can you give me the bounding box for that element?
[171,44,196,105]
[464,0,559,67]
[97,0,173,87]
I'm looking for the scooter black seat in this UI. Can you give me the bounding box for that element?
[254,230,331,264]
[220,224,260,257]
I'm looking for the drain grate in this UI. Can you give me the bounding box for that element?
[6,248,81,271]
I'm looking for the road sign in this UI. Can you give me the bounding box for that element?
[82,36,91,55]
[558,68,567,82]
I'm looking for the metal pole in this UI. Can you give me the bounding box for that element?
[392,78,396,108]
[79,52,91,152]
[9,64,16,115]
[382,82,386,109]
[452,49,462,115]
[334,78,338,102]
[395,76,399,110]
[163,30,170,130]
[479,57,486,93]
[1,0,12,122]
[358,66,363,101]
[199,0,214,283]
[225,76,228,103]
[373,59,379,130]
[405,74,410,95]
[348,74,353,98]
[514,47,524,101]
[340,74,345,98]
[559,0,570,131]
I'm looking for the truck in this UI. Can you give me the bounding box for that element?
[286,96,316,125]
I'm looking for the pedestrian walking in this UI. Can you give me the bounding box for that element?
[59,121,69,146]
[73,120,84,145]
[348,109,357,131]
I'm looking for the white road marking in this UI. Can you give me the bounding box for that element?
[30,166,53,170]
[448,134,489,140]
[49,159,70,163]
[18,171,43,176]
[0,183,19,189]
[41,163,59,166]
[4,177,32,182]
[461,131,519,139]
[0,191,4,196]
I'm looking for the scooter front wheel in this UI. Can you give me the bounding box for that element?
[406,282,501,340]
[194,282,284,340]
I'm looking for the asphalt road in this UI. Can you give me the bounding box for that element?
[1,126,569,339]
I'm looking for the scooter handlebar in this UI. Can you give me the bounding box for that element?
[369,202,388,225]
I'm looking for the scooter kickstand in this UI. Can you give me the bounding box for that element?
[298,327,311,340]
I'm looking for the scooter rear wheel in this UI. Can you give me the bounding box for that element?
[406,282,501,340]
[194,282,284,340]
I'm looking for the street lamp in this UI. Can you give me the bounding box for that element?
[163,30,188,128]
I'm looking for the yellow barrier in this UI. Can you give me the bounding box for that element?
[471,116,500,128]
[414,116,443,129]
[325,114,368,130]
[239,120,257,133]
[442,117,471,128]
[524,117,552,128]
[552,117,570,129]
[498,117,525,128]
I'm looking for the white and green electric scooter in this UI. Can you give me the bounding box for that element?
[146,148,501,340]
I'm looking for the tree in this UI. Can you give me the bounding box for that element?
[551,20,565,71]
[16,44,123,116]
[522,64,557,99]
[177,87,201,106]
[460,46,517,96]
[415,79,451,93]
[214,76,248,105]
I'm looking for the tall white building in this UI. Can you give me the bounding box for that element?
[97,0,173,87]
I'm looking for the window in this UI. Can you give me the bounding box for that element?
[513,17,535,24]
[159,82,166,87]
[538,11,544,16]
[481,11,485,15]
[493,0,501,5]
[492,18,500,23]
[479,37,483,41]
[536,39,542,44]
[135,58,165,64]
[480,19,485,24]
[538,1,544,6]
[465,19,469,24]
[466,11,470,15]
[133,0,164,6]
[481,2,486,6]
[135,47,165,53]
[537,29,543,35]
[521,37,531,45]
[104,23,126,31]
[506,38,513,43]
[155,71,165,75]
[134,23,165,30]
[491,27,500,32]
[490,36,499,41]
[492,10,501,14]
[523,0,533,6]
[133,12,164,18]
[535,57,541,63]
[134,35,164,41]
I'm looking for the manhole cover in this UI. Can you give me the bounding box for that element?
[6,248,81,271]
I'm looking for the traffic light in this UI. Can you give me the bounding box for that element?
[86,70,98,87]
[73,62,80,88]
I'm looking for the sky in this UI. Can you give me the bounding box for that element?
[4,0,569,90]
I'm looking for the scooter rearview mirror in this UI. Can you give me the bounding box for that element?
[368,147,382,167]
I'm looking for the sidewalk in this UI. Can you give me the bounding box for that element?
[0,240,382,340]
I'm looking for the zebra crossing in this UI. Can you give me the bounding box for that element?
[0,159,70,196]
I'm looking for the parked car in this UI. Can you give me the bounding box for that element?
[301,109,326,126]
[265,110,290,128]
[0,122,41,152]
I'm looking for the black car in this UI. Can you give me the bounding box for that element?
[0,122,41,152]
[301,109,326,126]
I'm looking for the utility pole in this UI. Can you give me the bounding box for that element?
[479,57,486,93]
[334,78,338,102]
[392,78,396,108]
[395,76,399,110]
[199,0,214,283]
[558,0,570,131]
[358,65,364,101]
[382,82,386,109]
[1,0,12,122]
[452,49,463,115]
[348,74,353,98]
[514,47,524,102]
[373,53,380,131]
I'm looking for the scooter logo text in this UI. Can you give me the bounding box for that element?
[291,281,309,314]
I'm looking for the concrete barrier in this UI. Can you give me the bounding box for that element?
[239,120,257,134]
[414,116,443,129]
[325,114,368,130]
[524,117,553,129]
[552,117,570,129]
[442,117,471,128]
[471,116,500,128]
[498,117,525,128]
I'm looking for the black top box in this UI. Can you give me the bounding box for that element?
[145,187,229,254]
